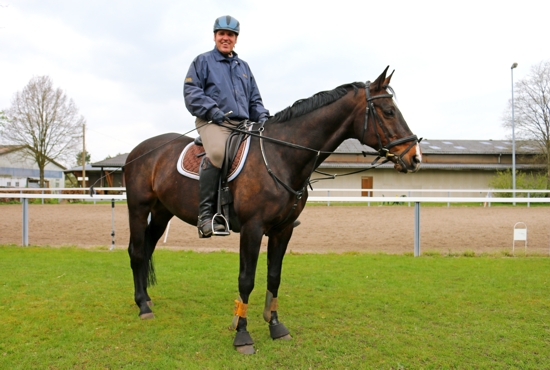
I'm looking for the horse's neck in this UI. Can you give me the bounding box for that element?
[293,95,359,155]
[264,94,360,182]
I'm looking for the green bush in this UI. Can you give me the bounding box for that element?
[488,170,548,197]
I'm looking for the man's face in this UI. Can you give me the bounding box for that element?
[214,30,238,55]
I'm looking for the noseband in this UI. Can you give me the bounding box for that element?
[362,82,421,168]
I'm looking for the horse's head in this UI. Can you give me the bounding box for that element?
[359,66,422,173]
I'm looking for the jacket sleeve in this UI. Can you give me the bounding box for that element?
[247,71,270,122]
[183,57,219,120]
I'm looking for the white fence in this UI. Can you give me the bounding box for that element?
[0,187,126,202]
[1,187,549,255]
[308,188,550,207]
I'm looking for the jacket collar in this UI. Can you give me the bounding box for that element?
[212,47,239,62]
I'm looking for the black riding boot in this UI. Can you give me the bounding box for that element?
[197,157,224,238]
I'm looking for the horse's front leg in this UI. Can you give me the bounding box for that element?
[231,226,263,354]
[264,224,294,340]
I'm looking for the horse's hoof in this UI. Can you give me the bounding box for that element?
[140,312,155,320]
[269,322,290,340]
[275,334,292,341]
[235,345,255,355]
[147,301,154,307]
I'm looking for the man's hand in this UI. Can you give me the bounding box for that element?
[210,109,226,124]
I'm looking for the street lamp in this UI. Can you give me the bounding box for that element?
[511,63,518,204]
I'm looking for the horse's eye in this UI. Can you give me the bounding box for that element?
[383,109,395,117]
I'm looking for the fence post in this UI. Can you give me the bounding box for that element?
[414,202,420,257]
[110,199,116,251]
[368,190,370,207]
[22,198,29,246]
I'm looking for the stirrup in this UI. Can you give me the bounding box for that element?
[212,213,230,236]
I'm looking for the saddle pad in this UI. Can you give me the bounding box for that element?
[177,136,251,182]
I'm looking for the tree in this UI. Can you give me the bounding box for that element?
[0,76,84,187]
[504,60,550,188]
[76,150,91,166]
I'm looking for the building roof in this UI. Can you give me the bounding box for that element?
[92,153,128,168]
[0,145,26,155]
[318,162,545,171]
[325,139,545,171]
[0,144,67,170]
[86,139,544,171]
[336,139,542,155]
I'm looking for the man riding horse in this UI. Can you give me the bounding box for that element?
[184,15,270,238]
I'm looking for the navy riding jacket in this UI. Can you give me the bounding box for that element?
[184,47,269,122]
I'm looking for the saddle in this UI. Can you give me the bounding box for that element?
[177,132,251,181]
[177,121,255,233]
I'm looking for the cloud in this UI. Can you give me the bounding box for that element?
[1,0,549,164]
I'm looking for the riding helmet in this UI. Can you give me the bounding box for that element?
[213,15,240,35]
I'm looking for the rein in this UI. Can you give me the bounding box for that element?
[220,82,421,187]
[218,83,420,231]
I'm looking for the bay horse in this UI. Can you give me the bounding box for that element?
[124,66,422,354]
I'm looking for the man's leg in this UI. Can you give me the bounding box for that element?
[197,156,223,238]
[195,118,231,237]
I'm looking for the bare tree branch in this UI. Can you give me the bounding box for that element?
[503,60,550,188]
[0,76,84,187]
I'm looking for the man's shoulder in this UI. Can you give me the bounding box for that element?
[194,49,217,61]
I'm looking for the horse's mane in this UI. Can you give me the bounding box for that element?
[269,82,366,124]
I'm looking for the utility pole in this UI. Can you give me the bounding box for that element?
[511,63,518,206]
[82,123,86,189]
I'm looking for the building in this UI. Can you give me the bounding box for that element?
[65,139,545,195]
[314,139,545,197]
[0,145,66,188]
[63,153,127,188]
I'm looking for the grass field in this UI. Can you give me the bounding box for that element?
[1,245,549,369]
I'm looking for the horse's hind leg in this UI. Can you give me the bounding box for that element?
[264,224,294,340]
[128,205,152,319]
[128,203,172,319]
[141,205,174,306]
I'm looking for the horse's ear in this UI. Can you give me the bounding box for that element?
[383,69,395,87]
[373,66,390,91]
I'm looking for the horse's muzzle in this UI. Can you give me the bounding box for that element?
[407,153,422,173]
[394,144,422,173]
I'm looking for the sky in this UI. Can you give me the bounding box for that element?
[1,0,549,166]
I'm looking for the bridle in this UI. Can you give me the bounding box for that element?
[362,81,421,169]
